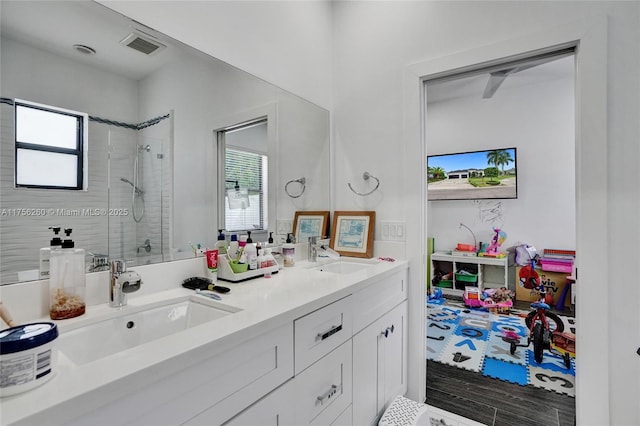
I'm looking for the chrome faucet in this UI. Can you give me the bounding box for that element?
[308,236,319,262]
[109,260,142,308]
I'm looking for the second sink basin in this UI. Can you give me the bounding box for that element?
[57,296,236,366]
[313,259,378,274]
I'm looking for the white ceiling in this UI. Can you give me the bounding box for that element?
[426,54,575,104]
[0,1,182,81]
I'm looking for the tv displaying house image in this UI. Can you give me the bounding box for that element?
[427,148,517,201]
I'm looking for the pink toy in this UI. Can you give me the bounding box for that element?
[485,228,507,255]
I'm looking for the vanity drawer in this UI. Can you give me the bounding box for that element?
[294,296,352,374]
[352,269,407,333]
[291,340,353,425]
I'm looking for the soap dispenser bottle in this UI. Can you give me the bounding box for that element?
[245,231,258,270]
[39,226,63,279]
[229,234,239,261]
[214,229,227,254]
[49,228,86,320]
[283,233,295,267]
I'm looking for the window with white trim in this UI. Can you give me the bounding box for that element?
[218,119,268,232]
[14,100,87,190]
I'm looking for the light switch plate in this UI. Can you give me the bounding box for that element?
[381,221,405,241]
[276,220,292,236]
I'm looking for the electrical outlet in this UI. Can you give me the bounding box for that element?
[381,221,406,241]
[276,220,292,236]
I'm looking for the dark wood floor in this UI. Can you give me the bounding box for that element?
[425,298,576,426]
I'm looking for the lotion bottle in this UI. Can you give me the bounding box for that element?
[245,231,258,270]
[214,229,227,254]
[283,233,295,267]
[229,234,239,261]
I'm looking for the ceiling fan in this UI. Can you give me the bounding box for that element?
[482,53,572,99]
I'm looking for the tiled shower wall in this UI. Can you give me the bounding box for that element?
[0,103,172,283]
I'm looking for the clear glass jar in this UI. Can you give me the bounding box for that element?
[49,231,85,320]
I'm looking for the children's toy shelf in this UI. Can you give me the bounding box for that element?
[430,252,514,297]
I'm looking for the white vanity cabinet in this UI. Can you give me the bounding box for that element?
[352,270,408,426]
[66,323,294,426]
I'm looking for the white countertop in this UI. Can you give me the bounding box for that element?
[1,258,407,425]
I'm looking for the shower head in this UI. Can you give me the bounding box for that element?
[120,177,144,195]
[138,145,151,152]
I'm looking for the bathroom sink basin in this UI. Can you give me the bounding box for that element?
[57,296,236,365]
[313,259,378,274]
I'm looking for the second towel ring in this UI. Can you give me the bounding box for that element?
[348,171,380,196]
[285,177,306,198]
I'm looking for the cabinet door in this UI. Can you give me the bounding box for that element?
[224,381,294,426]
[382,300,407,405]
[352,301,408,426]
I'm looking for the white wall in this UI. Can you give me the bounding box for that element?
[427,74,575,253]
[333,2,639,425]
[98,0,334,110]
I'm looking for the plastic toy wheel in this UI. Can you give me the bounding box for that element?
[525,311,564,333]
[532,323,544,364]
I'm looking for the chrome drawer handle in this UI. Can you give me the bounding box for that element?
[316,384,340,405]
[316,324,342,341]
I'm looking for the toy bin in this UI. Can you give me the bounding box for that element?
[455,272,477,283]
[435,280,453,288]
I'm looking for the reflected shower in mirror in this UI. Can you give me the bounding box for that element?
[0,0,330,285]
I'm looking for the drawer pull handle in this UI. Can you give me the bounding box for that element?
[316,384,340,405]
[381,324,395,338]
[317,324,342,341]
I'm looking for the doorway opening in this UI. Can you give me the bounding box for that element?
[424,49,577,424]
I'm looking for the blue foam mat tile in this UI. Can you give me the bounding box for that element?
[482,357,529,386]
[427,316,455,336]
[526,349,575,375]
[491,315,528,337]
[453,322,490,341]
[485,331,527,365]
[438,334,486,372]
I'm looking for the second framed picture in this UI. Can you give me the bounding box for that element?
[292,211,330,243]
[330,211,375,258]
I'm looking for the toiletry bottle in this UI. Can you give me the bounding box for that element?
[39,226,63,279]
[49,228,86,320]
[245,231,258,270]
[268,232,274,245]
[283,233,295,267]
[214,229,227,254]
[205,249,219,282]
[229,234,239,260]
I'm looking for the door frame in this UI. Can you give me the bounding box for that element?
[402,16,608,425]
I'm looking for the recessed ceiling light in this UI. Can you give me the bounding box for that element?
[73,44,96,55]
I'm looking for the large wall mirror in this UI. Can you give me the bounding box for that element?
[0,0,330,285]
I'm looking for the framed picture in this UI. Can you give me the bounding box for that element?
[330,211,375,258]
[292,211,330,243]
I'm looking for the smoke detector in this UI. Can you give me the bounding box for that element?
[120,31,166,55]
[73,44,96,55]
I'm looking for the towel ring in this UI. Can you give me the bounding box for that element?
[348,171,380,196]
[285,177,306,198]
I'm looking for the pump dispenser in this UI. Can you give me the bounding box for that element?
[49,228,86,319]
[283,233,295,267]
[39,226,63,279]
[245,231,258,270]
[229,234,240,261]
[215,229,227,254]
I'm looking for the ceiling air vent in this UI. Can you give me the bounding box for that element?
[120,32,166,55]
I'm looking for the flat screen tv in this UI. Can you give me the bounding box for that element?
[427,147,517,201]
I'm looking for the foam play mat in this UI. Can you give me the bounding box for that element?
[426,302,576,397]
